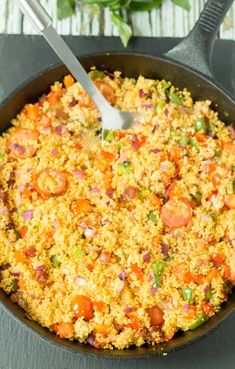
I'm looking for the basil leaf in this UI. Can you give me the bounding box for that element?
[171,0,191,11]
[57,0,76,20]
[111,12,132,47]
[128,0,163,11]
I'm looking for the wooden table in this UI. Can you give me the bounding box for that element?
[1,0,235,40]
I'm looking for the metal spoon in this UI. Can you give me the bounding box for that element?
[16,0,141,132]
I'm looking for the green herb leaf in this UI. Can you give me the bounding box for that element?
[0,153,5,162]
[189,314,207,330]
[103,129,115,141]
[11,278,19,292]
[152,261,166,287]
[117,161,133,175]
[169,92,183,105]
[171,0,191,11]
[148,210,158,224]
[111,12,132,47]
[50,255,61,267]
[57,0,76,20]
[74,247,85,258]
[128,0,163,12]
[88,70,105,80]
[182,287,193,303]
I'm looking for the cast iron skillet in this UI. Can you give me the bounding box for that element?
[0,0,235,359]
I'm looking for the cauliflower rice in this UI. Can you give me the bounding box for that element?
[0,70,234,349]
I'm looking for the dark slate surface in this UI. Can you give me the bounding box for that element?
[0,35,235,369]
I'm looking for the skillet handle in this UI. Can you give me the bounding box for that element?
[165,0,234,78]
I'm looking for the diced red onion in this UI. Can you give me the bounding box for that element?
[73,170,84,180]
[79,222,88,230]
[55,125,62,136]
[139,89,149,98]
[9,144,26,154]
[143,252,151,263]
[23,210,33,221]
[148,274,153,282]
[87,334,95,346]
[118,271,126,280]
[90,187,99,193]
[204,285,210,293]
[84,228,96,237]
[131,134,141,151]
[182,304,190,312]
[150,286,158,296]
[51,148,58,157]
[10,271,20,277]
[69,99,77,107]
[141,103,154,110]
[202,214,211,221]
[18,184,24,193]
[161,244,169,256]
[25,247,36,257]
[150,148,161,154]
[36,264,45,272]
[35,264,48,284]
[123,306,133,314]
[75,276,86,286]
[164,108,169,116]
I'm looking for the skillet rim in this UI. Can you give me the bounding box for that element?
[0,51,235,359]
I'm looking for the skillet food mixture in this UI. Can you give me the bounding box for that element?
[0,71,235,349]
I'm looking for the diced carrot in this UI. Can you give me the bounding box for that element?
[212,173,222,187]
[117,131,128,139]
[22,187,32,199]
[130,263,144,281]
[93,301,106,312]
[128,204,137,212]
[74,143,82,150]
[211,253,224,265]
[170,145,182,162]
[149,194,161,209]
[64,74,75,88]
[47,89,63,105]
[126,314,140,330]
[194,274,204,285]
[19,227,28,239]
[14,249,27,264]
[195,132,207,142]
[95,324,109,336]
[101,150,116,162]
[75,199,92,214]
[206,162,216,175]
[18,279,26,290]
[25,103,40,121]
[224,194,235,209]
[57,322,74,338]
[183,271,195,283]
[223,264,232,280]
[94,158,110,173]
[40,115,52,127]
[159,152,168,162]
[207,268,218,282]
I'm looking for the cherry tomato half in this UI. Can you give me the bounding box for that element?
[8,129,38,158]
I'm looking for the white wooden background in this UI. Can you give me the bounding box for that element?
[0,0,235,40]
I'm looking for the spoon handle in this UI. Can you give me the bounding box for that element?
[16,0,110,113]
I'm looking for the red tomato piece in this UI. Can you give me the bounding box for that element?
[8,129,38,158]
[161,198,192,228]
[71,295,93,321]
[33,168,67,198]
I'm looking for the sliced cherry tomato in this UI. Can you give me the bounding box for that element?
[201,303,213,316]
[33,168,67,198]
[57,322,74,338]
[147,305,164,326]
[183,271,195,283]
[8,129,38,158]
[94,81,116,105]
[212,173,222,187]
[161,198,192,228]
[195,132,207,142]
[211,253,224,265]
[71,295,93,321]
[224,194,235,209]
[93,301,106,312]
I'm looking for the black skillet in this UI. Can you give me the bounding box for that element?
[0,0,235,360]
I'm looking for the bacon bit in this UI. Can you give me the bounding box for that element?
[35,264,48,284]
[106,188,114,198]
[121,186,137,201]
[68,98,77,107]
[25,247,36,257]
